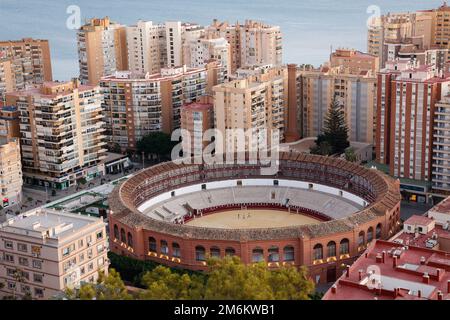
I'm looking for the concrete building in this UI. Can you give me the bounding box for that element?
[185,36,231,79]
[323,239,450,300]
[0,105,20,140]
[330,49,379,75]
[180,95,214,157]
[0,138,22,207]
[0,38,52,99]
[0,208,109,300]
[77,17,128,85]
[5,80,107,190]
[299,66,377,144]
[433,94,450,193]
[375,60,450,181]
[126,20,166,75]
[206,20,282,72]
[100,64,221,151]
[213,66,288,152]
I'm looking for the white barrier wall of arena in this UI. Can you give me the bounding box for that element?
[138,178,367,212]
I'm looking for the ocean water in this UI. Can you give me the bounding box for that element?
[0,0,443,80]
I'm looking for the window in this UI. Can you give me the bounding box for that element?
[160,240,168,254]
[283,246,294,261]
[210,247,220,258]
[172,242,181,258]
[252,247,264,262]
[114,225,119,240]
[88,263,94,271]
[17,243,28,252]
[97,244,104,254]
[127,232,133,247]
[32,260,42,269]
[340,239,350,255]
[367,227,374,243]
[98,257,105,267]
[19,257,29,266]
[78,239,84,248]
[33,273,43,283]
[4,253,14,263]
[87,249,93,259]
[120,229,126,243]
[79,253,85,263]
[225,247,236,256]
[62,243,75,257]
[375,223,382,239]
[195,246,206,261]
[313,244,323,260]
[268,246,279,262]
[34,288,44,298]
[96,231,103,240]
[149,237,157,253]
[4,240,13,249]
[358,231,365,247]
[327,241,336,258]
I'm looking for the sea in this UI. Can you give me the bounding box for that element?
[0,0,443,80]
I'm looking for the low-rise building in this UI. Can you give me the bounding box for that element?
[0,209,109,299]
[323,239,450,300]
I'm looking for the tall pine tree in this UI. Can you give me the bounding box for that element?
[311,98,349,155]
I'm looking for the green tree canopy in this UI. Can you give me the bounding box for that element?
[310,98,349,155]
[136,132,177,161]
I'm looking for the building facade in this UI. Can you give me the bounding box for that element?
[0,209,109,300]
[375,60,450,181]
[77,17,128,85]
[0,138,22,207]
[329,49,379,75]
[100,64,221,151]
[299,66,377,144]
[206,20,282,73]
[6,80,107,190]
[213,66,288,152]
[433,95,450,193]
[180,95,214,157]
[0,38,52,99]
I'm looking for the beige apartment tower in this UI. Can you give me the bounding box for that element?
[0,209,109,300]
[6,80,107,190]
[0,138,22,207]
[77,17,128,85]
[0,38,52,99]
[213,66,288,153]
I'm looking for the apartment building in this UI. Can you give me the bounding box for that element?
[213,66,287,153]
[180,95,214,157]
[0,105,20,140]
[0,38,52,99]
[299,66,377,144]
[433,95,450,193]
[100,63,222,151]
[5,80,107,190]
[185,36,231,79]
[0,138,22,207]
[0,58,15,100]
[126,20,166,75]
[206,19,282,72]
[329,49,379,75]
[375,60,450,181]
[77,17,128,85]
[0,209,109,300]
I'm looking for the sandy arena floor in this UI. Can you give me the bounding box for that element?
[185,209,321,229]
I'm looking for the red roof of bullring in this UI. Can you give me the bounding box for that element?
[323,240,450,300]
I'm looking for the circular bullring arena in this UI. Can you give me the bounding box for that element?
[108,152,401,284]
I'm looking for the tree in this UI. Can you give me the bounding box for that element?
[269,266,314,300]
[136,132,177,162]
[310,98,349,155]
[344,147,358,162]
[108,142,122,154]
[64,269,131,300]
[140,265,205,300]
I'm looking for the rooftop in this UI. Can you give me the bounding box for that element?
[323,240,450,300]
[404,215,435,226]
[0,208,104,241]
